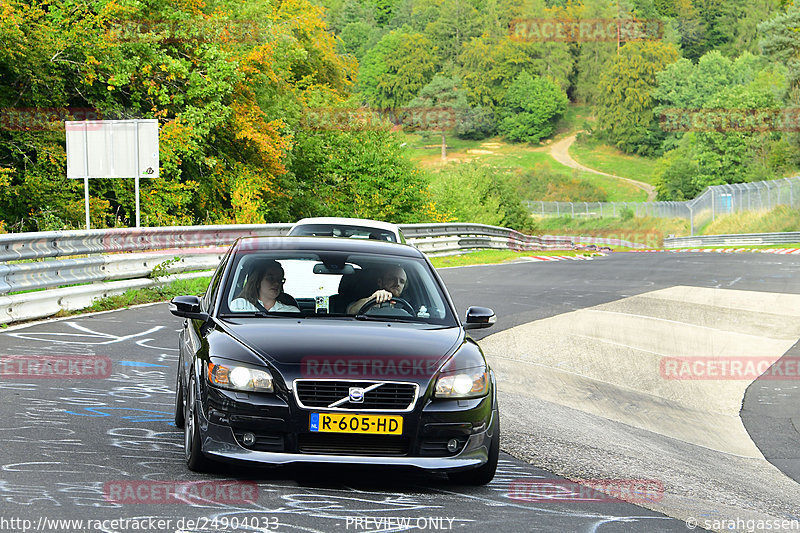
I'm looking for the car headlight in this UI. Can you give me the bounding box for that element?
[434,343,489,399]
[435,367,488,399]
[207,361,273,393]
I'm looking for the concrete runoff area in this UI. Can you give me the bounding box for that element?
[482,286,800,527]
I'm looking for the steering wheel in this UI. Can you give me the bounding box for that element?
[356,296,416,316]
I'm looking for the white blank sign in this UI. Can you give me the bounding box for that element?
[66,119,159,179]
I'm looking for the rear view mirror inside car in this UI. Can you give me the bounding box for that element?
[313,263,356,275]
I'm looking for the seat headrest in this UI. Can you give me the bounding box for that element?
[337,269,376,297]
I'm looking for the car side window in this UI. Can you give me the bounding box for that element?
[202,250,231,312]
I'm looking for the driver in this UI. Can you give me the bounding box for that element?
[347,265,407,314]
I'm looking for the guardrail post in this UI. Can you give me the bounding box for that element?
[571,203,574,217]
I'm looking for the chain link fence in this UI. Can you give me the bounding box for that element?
[523,200,689,219]
[524,176,800,235]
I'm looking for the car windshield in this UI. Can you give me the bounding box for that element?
[289,224,399,243]
[219,251,455,326]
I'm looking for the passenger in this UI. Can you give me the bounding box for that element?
[347,265,407,314]
[230,260,299,312]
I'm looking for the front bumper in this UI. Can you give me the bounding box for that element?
[196,387,498,472]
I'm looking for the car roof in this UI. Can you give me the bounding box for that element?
[233,236,422,258]
[291,217,401,232]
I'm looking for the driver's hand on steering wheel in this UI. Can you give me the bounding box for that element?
[371,289,394,304]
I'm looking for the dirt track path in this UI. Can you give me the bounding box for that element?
[550,134,657,201]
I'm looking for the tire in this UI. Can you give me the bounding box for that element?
[448,411,500,485]
[184,372,212,472]
[173,368,185,428]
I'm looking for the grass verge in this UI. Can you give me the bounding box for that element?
[54,277,211,318]
[404,132,647,202]
[531,215,690,245]
[701,205,800,235]
[569,138,659,186]
[430,249,598,268]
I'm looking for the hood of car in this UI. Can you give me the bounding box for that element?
[218,319,464,380]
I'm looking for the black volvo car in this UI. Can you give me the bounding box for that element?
[170,237,499,484]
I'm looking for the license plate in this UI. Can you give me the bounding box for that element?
[309,413,403,435]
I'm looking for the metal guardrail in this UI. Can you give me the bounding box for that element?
[664,232,800,248]
[0,224,291,262]
[3,221,798,324]
[0,223,572,296]
[0,222,580,324]
[0,249,227,293]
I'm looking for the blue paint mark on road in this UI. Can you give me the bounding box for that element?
[119,361,167,368]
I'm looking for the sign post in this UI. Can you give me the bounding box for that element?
[65,119,159,228]
[83,123,90,229]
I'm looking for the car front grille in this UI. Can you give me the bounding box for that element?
[297,434,408,456]
[294,380,417,411]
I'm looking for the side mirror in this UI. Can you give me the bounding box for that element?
[464,306,496,330]
[170,295,209,322]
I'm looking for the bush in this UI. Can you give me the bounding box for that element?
[456,106,496,140]
[620,207,635,221]
[429,162,534,231]
[497,72,568,143]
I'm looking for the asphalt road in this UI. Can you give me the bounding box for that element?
[1,251,799,532]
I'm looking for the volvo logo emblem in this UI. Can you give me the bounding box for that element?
[348,387,365,403]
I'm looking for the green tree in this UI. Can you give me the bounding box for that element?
[456,106,496,140]
[373,0,398,26]
[692,85,781,188]
[596,40,680,154]
[358,30,438,108]
[429,164,505,226]
[429,162,533,230]
[497,71,568,143]
[289,127,439,222]
[405,75,466,153]
[0,0,358,230]
[550,0,617,105]
[654,138,701,200]
[339,21,381,61]
[759,4,800,99]
[410,0,482,66]
[459,35,573,108]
